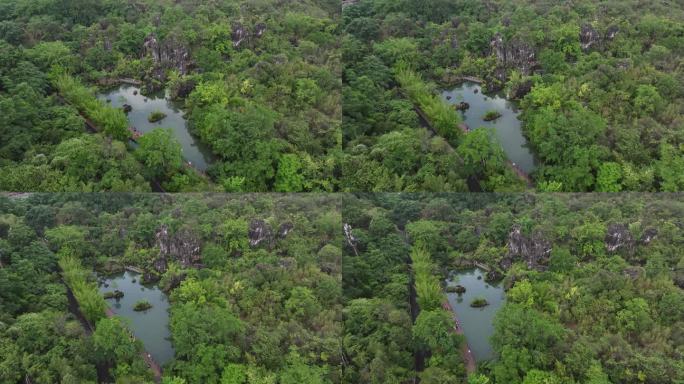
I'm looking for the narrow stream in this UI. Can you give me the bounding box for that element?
[98,85,213,171]
[441,82,538,174]
[98,271,174,365]
[445,268,505,361]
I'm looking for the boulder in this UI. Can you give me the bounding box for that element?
[278,222,294,238]
[454,102,470,111]
[639,228,657,244]
[509,79,534,100]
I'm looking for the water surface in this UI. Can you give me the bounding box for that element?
[99,85,213,171]
[98,271,174,365]
[445,268,505,361]
[441,82,538,173]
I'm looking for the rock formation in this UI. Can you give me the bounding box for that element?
[605,224,634,253]
[344,223,359,256]
[580,24,602,51]
[580,24,620,51]
[142,33,192,75]
[490,33,537,76]
[639,228,657,244]
[500,226,551,271]
[153,224,202,273]
[231,22,267,49]
[508,79,534,100]
[278,222,294,238]
[248,219,273,247]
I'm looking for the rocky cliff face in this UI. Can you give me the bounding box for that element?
[153,224,202,273]
[605,225,657,253]
[248,219,273,248]
[142,33,192,74]
[580,24,620,51]
[605,224,634,252]
[500,226,551,271]
[344,223,359,256]
[141,33,192,90]
[490,33,537,76]
[247,219,294,249]
[231,22,267,49]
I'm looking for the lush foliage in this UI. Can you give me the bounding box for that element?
[343,193,684,383]
[0,0,340,192]
[1,193,342,383]
[342,0,684,191]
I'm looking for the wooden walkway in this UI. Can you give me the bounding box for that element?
[473,262,491,272]
[442,301,477,374]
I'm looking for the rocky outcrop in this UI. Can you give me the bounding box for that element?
[500,226,551,271]
[231,22,267,49]
[605,224,634,253]
[580,24,602,51]
[606,26,620,41]
[508,79,534,100]
[153,225,202,273]
[278,222,294,238]
[639,228,657,244]
[171,79,196,100]
[248,219,273,247]
[142,33,192,74]
[490,33,536,76]
[344,223,359,256]
[580,24,620,51]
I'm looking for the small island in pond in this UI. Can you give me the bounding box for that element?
[133,300,153,311]
[103,290,124,300]
[483,110,502,121]
[470,297,489,307]
[446,284,466,294]
[148,110,167,123]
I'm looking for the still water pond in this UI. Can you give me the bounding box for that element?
[98,271,174,365]
[445,268,505,361]
[441,82,538,173]
[98,85,213,171]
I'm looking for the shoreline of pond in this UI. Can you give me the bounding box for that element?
[445,267,506,362]
[440,81,539,175]
[97,270,175,366]
[97,84,214,172]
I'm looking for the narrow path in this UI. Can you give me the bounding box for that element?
[441,301,477,374]
[62,280,113,383]
[400,229,425,380]
[104,307,163,383]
